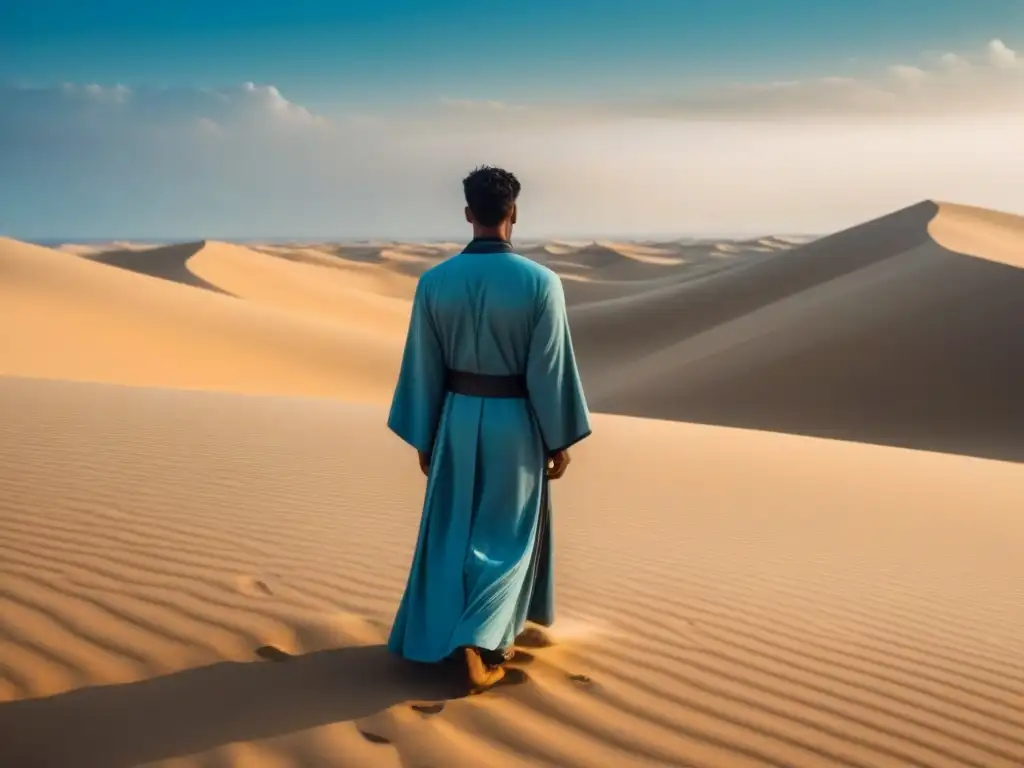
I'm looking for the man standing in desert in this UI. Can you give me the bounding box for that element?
[386,166,592,690]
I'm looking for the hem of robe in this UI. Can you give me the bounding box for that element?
[389,478,555,665]
[441,481,554,658]
[548,428,593,456]
[386,419,433,456]
[524,476,555,628]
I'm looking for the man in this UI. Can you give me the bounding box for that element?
[386,166,592,690]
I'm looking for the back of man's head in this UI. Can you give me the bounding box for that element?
[463,166,521,228]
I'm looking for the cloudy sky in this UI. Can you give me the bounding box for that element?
[3,0,1024,240]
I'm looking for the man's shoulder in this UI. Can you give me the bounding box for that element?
[417,250,559,293]
[506,252,559,284]
[416,255,459,286]
[514,256,565,301]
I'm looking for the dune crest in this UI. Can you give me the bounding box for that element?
[929,201,1024,267]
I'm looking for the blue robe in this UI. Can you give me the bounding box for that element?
[386,239,592,663]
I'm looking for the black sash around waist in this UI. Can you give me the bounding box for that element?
[445,369,528,398]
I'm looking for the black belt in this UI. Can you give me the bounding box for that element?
[445,369,528,398]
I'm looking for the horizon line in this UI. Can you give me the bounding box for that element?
[18,232,823,246]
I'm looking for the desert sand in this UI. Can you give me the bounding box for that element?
[1,200,1022,767]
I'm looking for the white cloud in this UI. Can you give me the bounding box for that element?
[939,52,971,74]
[648,38,1024,118]
[2,81,325,141]
[439,98,525,112]
[888,65,928,86]
[240,82,320,124]
[61,83,132,104]
[0,80,362,213]
[987,39,1017,69]
[677,76,900,116]
[194,116,227,138]
[435,37,1019,122]
[436,38,1023,122]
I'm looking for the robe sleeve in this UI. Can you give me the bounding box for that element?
[387,279,446,454]
[526,273,592,454]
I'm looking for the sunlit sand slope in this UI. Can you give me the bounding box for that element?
[0,237,401,402]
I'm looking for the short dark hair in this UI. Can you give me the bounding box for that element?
[463,166,521,227]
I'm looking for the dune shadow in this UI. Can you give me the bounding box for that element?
[578,201,1024,463]
[563,254,760,306]
[86,241,231,295]
[0,644,466,768]
[631,247,1024,463]
[573,203,941,372]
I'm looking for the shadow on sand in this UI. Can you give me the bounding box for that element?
[87,242,231,295]
[0,644,467,768]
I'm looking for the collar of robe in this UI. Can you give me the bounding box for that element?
[462,238,515,254]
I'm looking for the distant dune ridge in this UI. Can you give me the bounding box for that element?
[1,200,1023,767]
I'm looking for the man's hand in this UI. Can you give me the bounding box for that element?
[547,449,571,480]
[418,450,431,477]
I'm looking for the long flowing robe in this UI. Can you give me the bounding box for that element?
[386,239,592,663]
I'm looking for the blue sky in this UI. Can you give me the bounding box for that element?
[3,1,1024,239]
[5,1,1022,101]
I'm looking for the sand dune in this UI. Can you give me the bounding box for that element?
[574,201,1024,462]
[190,241,414,332]
[0,237,402,401]
[2,199,1024,766]
[83,240,418,329]
[521,239,768,304]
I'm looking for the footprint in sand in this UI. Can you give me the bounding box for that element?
[567,673,593,687]
[358,730,391,744]
[493,668,529,688]
[411,703,445,716]
[255,645,293,662]
[236,575,275,597]
[515,627,554,648]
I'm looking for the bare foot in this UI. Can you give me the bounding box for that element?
[479,647,515,666]
[464,647,506,690]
